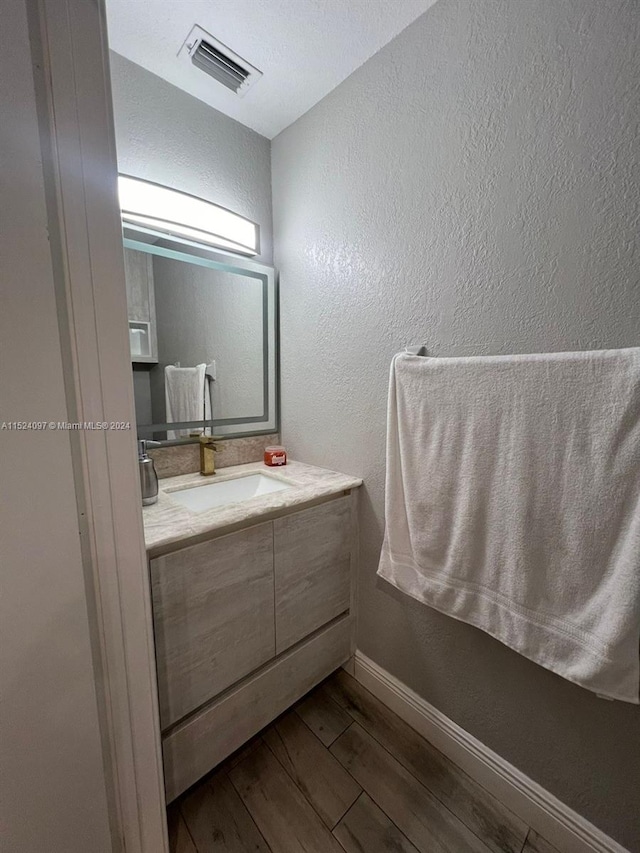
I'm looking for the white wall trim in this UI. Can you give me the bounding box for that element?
[352,652,630,853]
[31,1,168,850]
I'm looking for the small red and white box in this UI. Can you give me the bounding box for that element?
[264,445,287,466]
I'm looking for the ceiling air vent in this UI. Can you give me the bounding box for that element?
[178,25,262,97]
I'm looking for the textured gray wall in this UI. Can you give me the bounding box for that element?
[110,53,273,433]
[132,365,152,424]
[110,52,273,264]
[272,0,640,848]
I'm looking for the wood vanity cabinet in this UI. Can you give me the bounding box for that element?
[149,491,358,802]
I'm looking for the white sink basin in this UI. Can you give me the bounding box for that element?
[165,473,292,512]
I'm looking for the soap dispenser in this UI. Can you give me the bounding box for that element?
[138,439,160,505]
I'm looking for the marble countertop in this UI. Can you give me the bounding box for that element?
[143,459,362,555]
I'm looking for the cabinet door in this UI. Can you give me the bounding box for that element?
[274,496,352,654]
[150,523,275,729]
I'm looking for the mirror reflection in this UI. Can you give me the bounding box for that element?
[125,237,277,441]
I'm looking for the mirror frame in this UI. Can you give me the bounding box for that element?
[125,236,279,444]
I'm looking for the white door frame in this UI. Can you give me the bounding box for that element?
[29,0,168,849]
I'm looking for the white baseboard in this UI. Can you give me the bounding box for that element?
[352,651,630,853]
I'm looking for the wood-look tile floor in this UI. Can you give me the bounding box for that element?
[168,669,561,853]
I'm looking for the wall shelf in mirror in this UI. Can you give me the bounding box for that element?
[124,243,158,364]
[129,321,153,362]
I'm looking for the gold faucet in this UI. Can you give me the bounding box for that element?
[199,434,222,476]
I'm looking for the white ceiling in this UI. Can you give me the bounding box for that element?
[105,0,438,139]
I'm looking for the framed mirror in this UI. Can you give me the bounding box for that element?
[125,233,278,443]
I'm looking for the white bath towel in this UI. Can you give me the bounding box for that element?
[377,349,640,703]
[164,363,211,440]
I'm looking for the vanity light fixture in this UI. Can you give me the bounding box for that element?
[118,175,259,257]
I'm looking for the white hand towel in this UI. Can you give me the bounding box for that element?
[377,349,640,703]
[164,363,211,440]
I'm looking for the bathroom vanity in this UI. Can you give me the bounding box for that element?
[143,460,361,802]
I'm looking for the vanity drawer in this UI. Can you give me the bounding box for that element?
[274,496,353,653]
[163,615,351,802]
[150,523,275,729]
